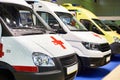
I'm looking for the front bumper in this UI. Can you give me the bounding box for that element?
[14,70,64,80]
[79,54,111,68]
[110,42,120,54]
[13,54,78,80]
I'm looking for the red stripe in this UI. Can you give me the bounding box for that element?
[13,66,38,72]
[92,33,102,39]
[0,43,4,57]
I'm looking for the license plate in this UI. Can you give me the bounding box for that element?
[67,64,78,75]
[106,56,110,62]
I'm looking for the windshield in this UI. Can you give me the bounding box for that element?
[92,19,111,31]
[102,20,120,30]
[55,12,87,31]
[0,4,46,36]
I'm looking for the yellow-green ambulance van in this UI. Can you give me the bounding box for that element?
[62,3,120,54]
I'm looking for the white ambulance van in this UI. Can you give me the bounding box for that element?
[0,0,78,80]
[26,0,111,70]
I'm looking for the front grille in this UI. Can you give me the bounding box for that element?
[59,54,78,80]
[89,54,111,67]
[98,43,110,52]
[60,54,77,66]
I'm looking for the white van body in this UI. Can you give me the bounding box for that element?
[28,0,111,69]
[0,0,78,80]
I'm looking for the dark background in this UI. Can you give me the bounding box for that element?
[55,0,120,16]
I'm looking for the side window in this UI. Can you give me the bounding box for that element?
[20,11,46,29]
[80,19,104,35]
[35,17,46,28]
[0,18,12,36]
[20,11,33,26]
[37,12,61,29]
[80,19,93,30]
[37,12,67,34]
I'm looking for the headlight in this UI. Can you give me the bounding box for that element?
[32,52,55,67]
[82,42,99,51]
[113,36,120,43]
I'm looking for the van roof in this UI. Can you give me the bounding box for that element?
[62,3,98,19]
[36,1,70,13]
[0,0,31,8]
[78,7,98,19]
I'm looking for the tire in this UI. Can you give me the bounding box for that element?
[0,74,9,80]
[77,59,82,75]
[0,69,14,80]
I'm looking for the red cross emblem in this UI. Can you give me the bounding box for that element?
[50,36,66,49]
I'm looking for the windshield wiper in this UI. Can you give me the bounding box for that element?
[71,30,88,31]
[12,27,32,29]
[22,32,44,35]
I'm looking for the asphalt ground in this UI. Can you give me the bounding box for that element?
[75,54,120,80]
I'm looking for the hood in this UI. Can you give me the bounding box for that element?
[105,31,120,38]
[15,34,74,57]
[104,31,120,44]
[71,31,107,43]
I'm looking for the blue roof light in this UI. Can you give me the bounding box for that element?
[51,0,57,2]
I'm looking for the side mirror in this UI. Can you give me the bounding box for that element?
[26,0,35,4]
[116,28,120,34]
[92,26,104,35]
[57,28,67,34]
[49,23,67,34]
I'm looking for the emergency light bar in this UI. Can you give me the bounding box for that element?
[51,0,57,2]
[25,0,39,4]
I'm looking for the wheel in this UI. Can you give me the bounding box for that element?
[77,59,82,75]
[0,69,14,80]
[0,74,9,80]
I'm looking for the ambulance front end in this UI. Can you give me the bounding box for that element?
[30,1,111,69]
[0,0,78,80]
